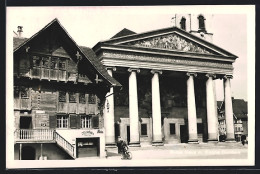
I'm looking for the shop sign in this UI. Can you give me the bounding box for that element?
[81,130,94,136]
[97,129,103,134]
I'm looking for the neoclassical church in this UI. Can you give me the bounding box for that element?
[13,14,238,160]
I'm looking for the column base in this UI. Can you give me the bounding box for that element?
[105,143,117,148]
[225,138,236,142]
[152,141,164,146]
[207,139,218,143]
[188,139,199,144]
[129,142,141,147]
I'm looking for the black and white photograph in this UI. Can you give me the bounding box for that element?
[6,5,255,168]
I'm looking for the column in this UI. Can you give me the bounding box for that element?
[151,70,163,145]
[186,72,199,143]
[224,75,235,141]
[19,143,22,160]
[104,67,116,147]
[128,68,140,147]
[206,74,218,142]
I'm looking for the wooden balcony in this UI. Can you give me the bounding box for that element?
[14,129,55,143]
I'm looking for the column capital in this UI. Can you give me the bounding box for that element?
[223,75,233,80]
[206,73,216,79]
[106,66,117,71]
[128,68,140,73]
[186,72,197,77]
[151,69,162,75]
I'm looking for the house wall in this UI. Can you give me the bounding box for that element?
[14,143,73,160]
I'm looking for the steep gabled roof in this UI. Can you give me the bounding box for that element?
[217,99,248,119]
[111,28,136,39]
[13,18,121,87]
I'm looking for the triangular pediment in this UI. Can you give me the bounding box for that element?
[100,27,237,58]
[122,32,217,55]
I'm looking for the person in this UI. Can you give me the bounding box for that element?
[241,135,246,146]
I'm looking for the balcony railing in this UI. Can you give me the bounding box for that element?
[15,129,55,142]
[14,129,75,158]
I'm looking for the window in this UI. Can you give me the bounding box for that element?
[69,92,76,103]
[170,123,176,135]
[50,58,58,69]
[57,115,69,128]
[198,15,206,31]
[141,124,147,136]
[88,94,96,104]
[79,93,86,104]
[42,57,49,68]
[180,17,186,30]
[197,123,203,134]
[59,91,66,102]
[14,86,20,98]
[81,115,92,128]
[59,60,66,70]
[32,56,41,67]
[20,87,29,99]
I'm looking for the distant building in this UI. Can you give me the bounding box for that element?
[217,98,248,142]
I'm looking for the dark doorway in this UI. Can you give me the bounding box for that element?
[21,146,36,160]
[180,125,188,143]
[20,116,32,129]
[76,138,100,158]
[127,126,130,145]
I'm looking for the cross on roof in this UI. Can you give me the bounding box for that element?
[95,74,103,84]
[75,51,82,61]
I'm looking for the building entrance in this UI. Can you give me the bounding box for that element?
[21,146,35,160]
[20,116,32,129]
[76,138,100,158]
[180,125,188,143]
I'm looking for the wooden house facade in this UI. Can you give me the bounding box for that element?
[13,19,121,160]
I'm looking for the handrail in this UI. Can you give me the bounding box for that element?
[54,132,75,158]
[14,129,75,158]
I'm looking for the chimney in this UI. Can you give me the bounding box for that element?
[17,26,23,38]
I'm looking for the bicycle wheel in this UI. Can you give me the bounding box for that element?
[126,152,132,160]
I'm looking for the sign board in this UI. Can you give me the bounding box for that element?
[35,114,49,129]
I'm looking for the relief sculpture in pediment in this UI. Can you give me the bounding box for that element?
[125,34,215,55]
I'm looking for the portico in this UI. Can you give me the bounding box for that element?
[94,26,238,146]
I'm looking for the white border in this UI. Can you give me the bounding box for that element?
[6,5,255,168]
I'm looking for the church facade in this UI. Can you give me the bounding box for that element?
[93,14,238,147]
[13,14,238,160]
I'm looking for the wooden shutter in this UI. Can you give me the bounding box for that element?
[92,115,99,128]
[70,114,77,129]
[49,115,57,129]
[76,115,81,129]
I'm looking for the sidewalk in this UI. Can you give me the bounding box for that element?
[105,142,248,160]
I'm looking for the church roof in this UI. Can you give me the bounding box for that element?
[13,18,121,87]
[111,28,136,39]
[96,26,238,59]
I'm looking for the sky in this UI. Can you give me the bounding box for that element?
[7,5,254,101]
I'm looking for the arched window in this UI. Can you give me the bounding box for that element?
[180,17,186,30]
[198,15,206,32]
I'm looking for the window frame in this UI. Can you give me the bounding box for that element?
[81,115,92,129]
[141,123,148,136]
[59,91,67,102]
[69,92,77,103]
[169,123,176,135]
[56,115,69,129]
